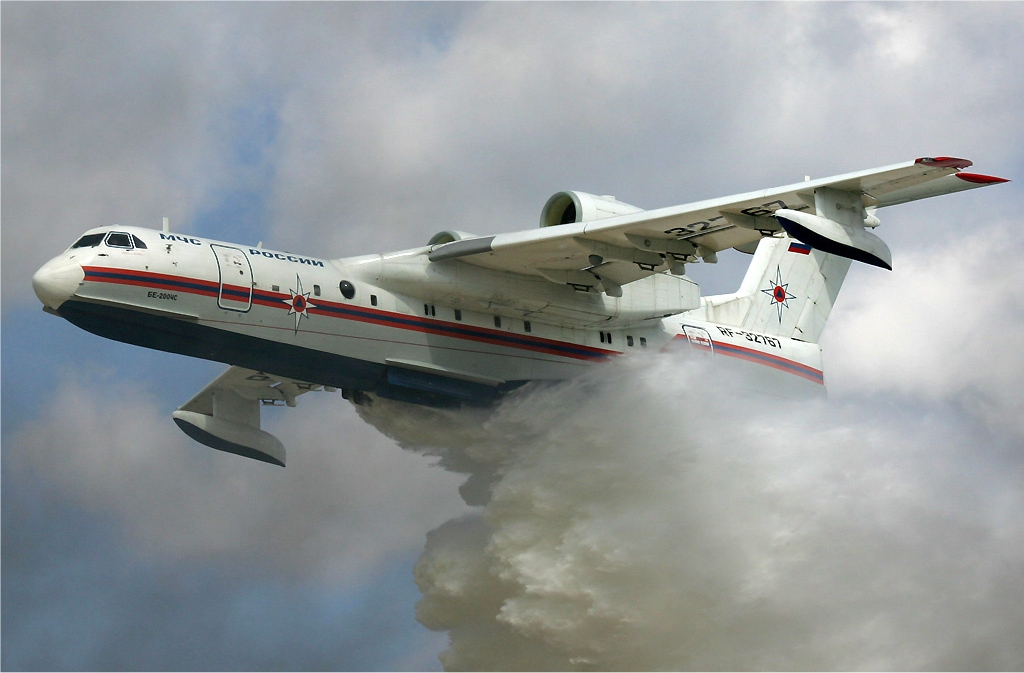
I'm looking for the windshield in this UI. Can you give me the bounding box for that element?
[69,231,149,251]
[70,233,106,249]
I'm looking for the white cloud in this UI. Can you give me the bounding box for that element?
[8,2,1020,283]
[825,220,1024,438]
[5,372,468,586]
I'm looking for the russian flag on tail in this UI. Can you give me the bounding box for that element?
[788,241,812,255]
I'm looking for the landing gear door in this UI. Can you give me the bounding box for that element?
[682,325,715,357]
[211,245,254,311]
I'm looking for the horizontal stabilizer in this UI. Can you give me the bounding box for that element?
[775,209,892,270]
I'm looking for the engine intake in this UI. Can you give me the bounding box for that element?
[540,191,643,227]
[428,230,479,246]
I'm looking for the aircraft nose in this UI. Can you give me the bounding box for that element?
[32,256,84,310]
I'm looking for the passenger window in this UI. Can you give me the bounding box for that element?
[71,233,106,249]
[105,232,133,249]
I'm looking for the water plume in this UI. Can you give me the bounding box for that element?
[357,352,1024,670]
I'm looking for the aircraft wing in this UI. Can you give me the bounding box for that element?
[428,157,1007,280]
[173,366,332,466]
[177,366,327,413]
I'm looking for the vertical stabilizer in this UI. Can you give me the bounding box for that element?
[696,236,852,343]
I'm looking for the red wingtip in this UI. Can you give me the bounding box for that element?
[916,156,974,169]
[955,172,1010,184]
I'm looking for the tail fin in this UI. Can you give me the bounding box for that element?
[699,236,852,343]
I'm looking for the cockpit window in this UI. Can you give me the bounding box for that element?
[70,233,106,249]
[104,232,133,249]
[70,231,147,251]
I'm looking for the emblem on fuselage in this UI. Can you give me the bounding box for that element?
[283,275,315,332]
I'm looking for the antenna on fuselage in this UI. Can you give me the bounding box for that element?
[162,217,170,233]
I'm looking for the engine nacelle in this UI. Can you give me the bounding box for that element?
[540,191,643,227]
[427,230,479,246]
[774,209,892,270]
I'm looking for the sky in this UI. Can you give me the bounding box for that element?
[3,2,1024,670]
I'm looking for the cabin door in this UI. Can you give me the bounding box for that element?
[682,325,715,356]
[211,245,254,311]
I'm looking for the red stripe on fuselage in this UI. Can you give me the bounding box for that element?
[83,266,220,296]
[82,266,615,362]
[671,333,823,384]
[716,342,823,383]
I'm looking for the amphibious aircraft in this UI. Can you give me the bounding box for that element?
[33,156,1008,466]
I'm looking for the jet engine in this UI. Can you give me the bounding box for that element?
[540,191,644,227]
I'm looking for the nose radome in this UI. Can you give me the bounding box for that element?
[32,257,84,310]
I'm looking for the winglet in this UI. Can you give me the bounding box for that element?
[955,172,1010,184]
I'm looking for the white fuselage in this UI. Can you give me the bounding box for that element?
[33,226,825,406]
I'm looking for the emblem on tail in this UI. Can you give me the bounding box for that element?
[761,266,797,323]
